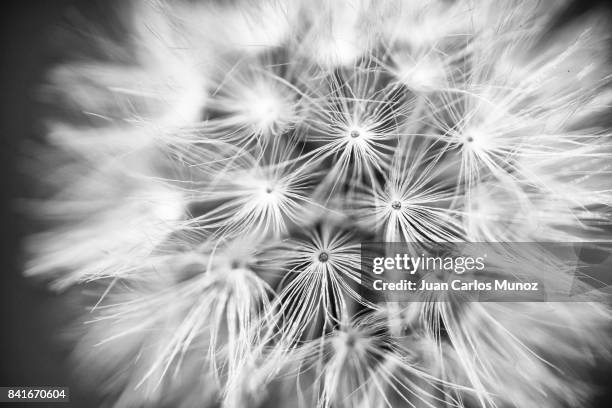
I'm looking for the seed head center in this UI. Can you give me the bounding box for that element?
[345,333,356,348]
[318,252,329,262]
[391,201,402,210]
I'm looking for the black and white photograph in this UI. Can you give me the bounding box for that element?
[2,1,612,407]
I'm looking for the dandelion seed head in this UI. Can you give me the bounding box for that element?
[27,0,612,406]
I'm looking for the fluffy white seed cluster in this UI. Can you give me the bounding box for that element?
[27,1,612,407]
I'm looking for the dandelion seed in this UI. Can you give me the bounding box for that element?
[385,50,451,93]
[26,180,186,288]
[352,138,464,243]
[381,0,475,49]
[286,312,471,408]
[199,57,302,146]
[299,0,375,68]
[267,226,367,348]
[187,142,320,239]
[170,0,293,54]
[303,65,413,193]
[78,237,274,404]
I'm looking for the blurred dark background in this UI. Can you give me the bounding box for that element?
[1,1,611,407]
[1,2,112,406]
